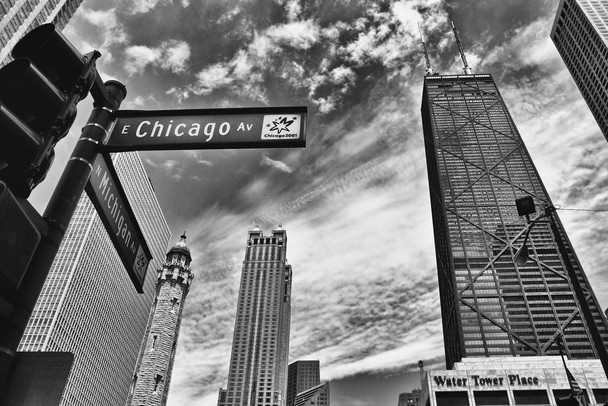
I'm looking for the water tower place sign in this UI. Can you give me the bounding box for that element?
[433,374,540,388]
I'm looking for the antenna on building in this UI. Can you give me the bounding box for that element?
[451,19,472,74]
[418,23,435,76]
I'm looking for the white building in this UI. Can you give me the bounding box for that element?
[552,0,608,141]
[18,152,171,405]
[0,0,83,65]
[218,226,292,406]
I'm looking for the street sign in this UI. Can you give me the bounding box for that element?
[85,153,152,293]
[104,106,307,151]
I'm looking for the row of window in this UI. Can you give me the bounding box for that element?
[434,388,608,406]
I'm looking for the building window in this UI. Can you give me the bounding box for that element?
[513,390,549,405]
[474,390,509,405]
[153,374,163,392]
[553,389,589,404]
[435,391,469,406]
[593,388,608,403]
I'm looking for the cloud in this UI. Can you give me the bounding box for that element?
[160,40,191,73]
[261,156,293,173]
[184,151,213,167]
[266,19,320,50]
[128,0,160,14]
[189,63,234,95]
[124,45,159,74]
[126,0,188,14]
[284,0,302,21]
[123,94,160,109]
[167,40,269,103]
[124,40,191,75]
[143,158,185,180]
[164,1,445,108]
[73,8,128,61]
[475,17,562,74]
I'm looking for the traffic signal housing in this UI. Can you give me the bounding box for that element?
[0,181,42,315]
[0,24,97,197]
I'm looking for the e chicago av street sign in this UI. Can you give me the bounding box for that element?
[85,153,152,293]
[104,106,307,152]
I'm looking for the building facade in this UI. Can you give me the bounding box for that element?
[399,389,422,406]
[419,356,608,406]
[286,361,321,406]
[293,382,330,406]
[551,0,608,141]
[421,73,608,369]
[218,226,293,406]
[127,234,194,406]
[18,152,171,405]
[0,0,83,65]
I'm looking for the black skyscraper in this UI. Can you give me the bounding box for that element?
[421,73,608,369]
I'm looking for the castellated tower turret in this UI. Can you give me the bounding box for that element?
[126,233,194,406]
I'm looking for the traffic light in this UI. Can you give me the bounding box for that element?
[0,181,43,315]
[0,23,97,197]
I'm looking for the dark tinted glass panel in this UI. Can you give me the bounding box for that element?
[594,388,608,402]
[513,390,549,405]
[474,390,509,405]
[436,391,469,406]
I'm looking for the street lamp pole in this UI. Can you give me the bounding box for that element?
[515,197,608,379]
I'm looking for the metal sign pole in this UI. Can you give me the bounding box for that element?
[0,81,126,395]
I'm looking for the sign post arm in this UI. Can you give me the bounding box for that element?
[0,80,126,395]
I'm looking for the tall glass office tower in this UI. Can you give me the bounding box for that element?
[0,0,83,65]
[421,73,608,369]
[551,0,608,141]
[18,152,171,405]
[218,226,292,406]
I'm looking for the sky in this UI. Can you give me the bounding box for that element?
[25,0,608,405]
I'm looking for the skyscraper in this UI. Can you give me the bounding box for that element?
[0,0,83,65]
[127,233,194,406]
[551,0,608,141]
[421,72,608,369]
[18,152,171,405]
[218,226,292,406]
[286,360,321,406]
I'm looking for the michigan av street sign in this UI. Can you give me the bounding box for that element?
[104,106,307,152]
[85,153,152,293]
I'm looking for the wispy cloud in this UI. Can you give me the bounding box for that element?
[261,155,293,173]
